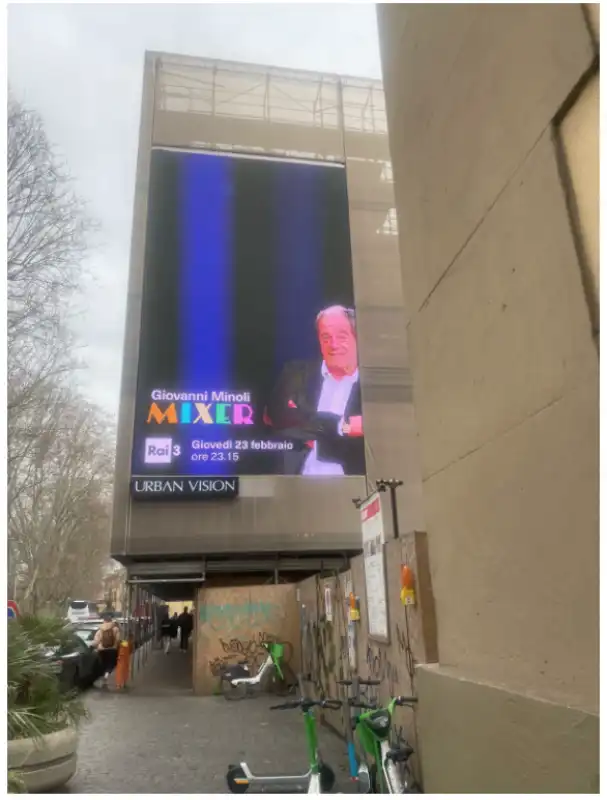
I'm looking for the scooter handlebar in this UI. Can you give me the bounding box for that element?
[337,678,381,687]
[320,699,342,710]
[395,696,418,706]
[270,698,342,711]
[349,701,377,710]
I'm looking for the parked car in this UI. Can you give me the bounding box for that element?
[66,600,100,624]
[45,632,103,690]
[72,624,98,649]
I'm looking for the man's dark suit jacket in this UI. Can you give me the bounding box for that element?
[264,360,365,476]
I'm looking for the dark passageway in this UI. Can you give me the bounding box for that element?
[131,645,193,696]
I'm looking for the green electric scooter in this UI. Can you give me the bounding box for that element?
[226,694,342,793]
[350,694,420,793]
[220,641,297,700]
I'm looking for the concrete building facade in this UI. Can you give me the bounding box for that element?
[377,3,599,792]
[111,53,424,600]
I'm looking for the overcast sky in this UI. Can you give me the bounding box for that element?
[8,3,382,416]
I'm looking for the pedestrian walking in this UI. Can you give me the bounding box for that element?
[170,612,179,645]
[177,606,194,651]
[160,615,172,654]
[93,613,120,687]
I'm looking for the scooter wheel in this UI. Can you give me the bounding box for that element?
[402,770,422,794]
[269,663,298,697]
[222,679,247,701]
[319,763,336,793]
[369,765,378,793]
[226,766,249,793]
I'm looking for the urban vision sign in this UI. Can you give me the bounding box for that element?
[130,477,239,500]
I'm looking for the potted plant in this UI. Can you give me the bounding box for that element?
[7,616,87,793]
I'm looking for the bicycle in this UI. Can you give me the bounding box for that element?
[220,641,297,700]
[226,694,342,793]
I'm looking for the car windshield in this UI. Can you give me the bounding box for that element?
[74,629,94,643]
[72,637,91,654]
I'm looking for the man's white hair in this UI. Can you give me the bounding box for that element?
[315,305,356,333]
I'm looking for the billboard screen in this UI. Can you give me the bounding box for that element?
[131,148,365,479]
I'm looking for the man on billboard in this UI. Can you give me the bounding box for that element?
[265,305,364,475]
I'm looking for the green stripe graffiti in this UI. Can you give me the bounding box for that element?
[199,601,281,632]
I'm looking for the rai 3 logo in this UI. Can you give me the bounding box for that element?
[144,437,181,465]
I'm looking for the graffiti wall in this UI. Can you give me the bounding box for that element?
[194,584,300,695]
[296,531,438,787]
[298,570,353,741]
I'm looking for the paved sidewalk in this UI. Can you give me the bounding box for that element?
[129,640,194,695]
[64,649,350,793]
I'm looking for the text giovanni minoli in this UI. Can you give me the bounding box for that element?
[144,388,295,460]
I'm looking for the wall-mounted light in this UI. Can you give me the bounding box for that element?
[400,564,416,606]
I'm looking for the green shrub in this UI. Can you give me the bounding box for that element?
[7,771,26,794]
[8,615,87,742]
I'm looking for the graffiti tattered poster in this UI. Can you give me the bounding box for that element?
[361,492,389,642]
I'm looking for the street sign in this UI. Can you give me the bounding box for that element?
[8,601,20,620]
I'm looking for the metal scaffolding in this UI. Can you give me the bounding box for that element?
[156,54,387,136]
[151,53,396,236]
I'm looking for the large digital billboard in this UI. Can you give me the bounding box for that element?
[131,148,365,481]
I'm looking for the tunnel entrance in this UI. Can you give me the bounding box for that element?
[119,554,349,696]
[130,603,195,696]
[125,561,205,695]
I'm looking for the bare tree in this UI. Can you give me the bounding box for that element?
[7,93,90,346]
[8,389,114,613]
[7,92,92,486]
[7,93,111,612]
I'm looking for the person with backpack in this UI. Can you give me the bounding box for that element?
[93,613,120,687]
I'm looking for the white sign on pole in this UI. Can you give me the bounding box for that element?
[324,584,333,623]
[344,576,357,669]
[361,492,389,641]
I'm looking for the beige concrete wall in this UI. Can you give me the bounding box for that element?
[416,664,599,794]
[378,2,599,792]
[584,3,600,45]
[559,71,600,332]
[193,583,300,695]
[342,82,425,535]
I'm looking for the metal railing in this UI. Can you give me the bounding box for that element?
[156,56,387,136]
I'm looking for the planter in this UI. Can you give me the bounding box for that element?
[8,726,78,793]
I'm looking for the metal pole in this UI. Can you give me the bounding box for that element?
[135,584,142,674]
[389,485,400,540]
[142,590,148,665]
[376,479,403,540]
[128,583,135,680]
[127,577,204,584]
